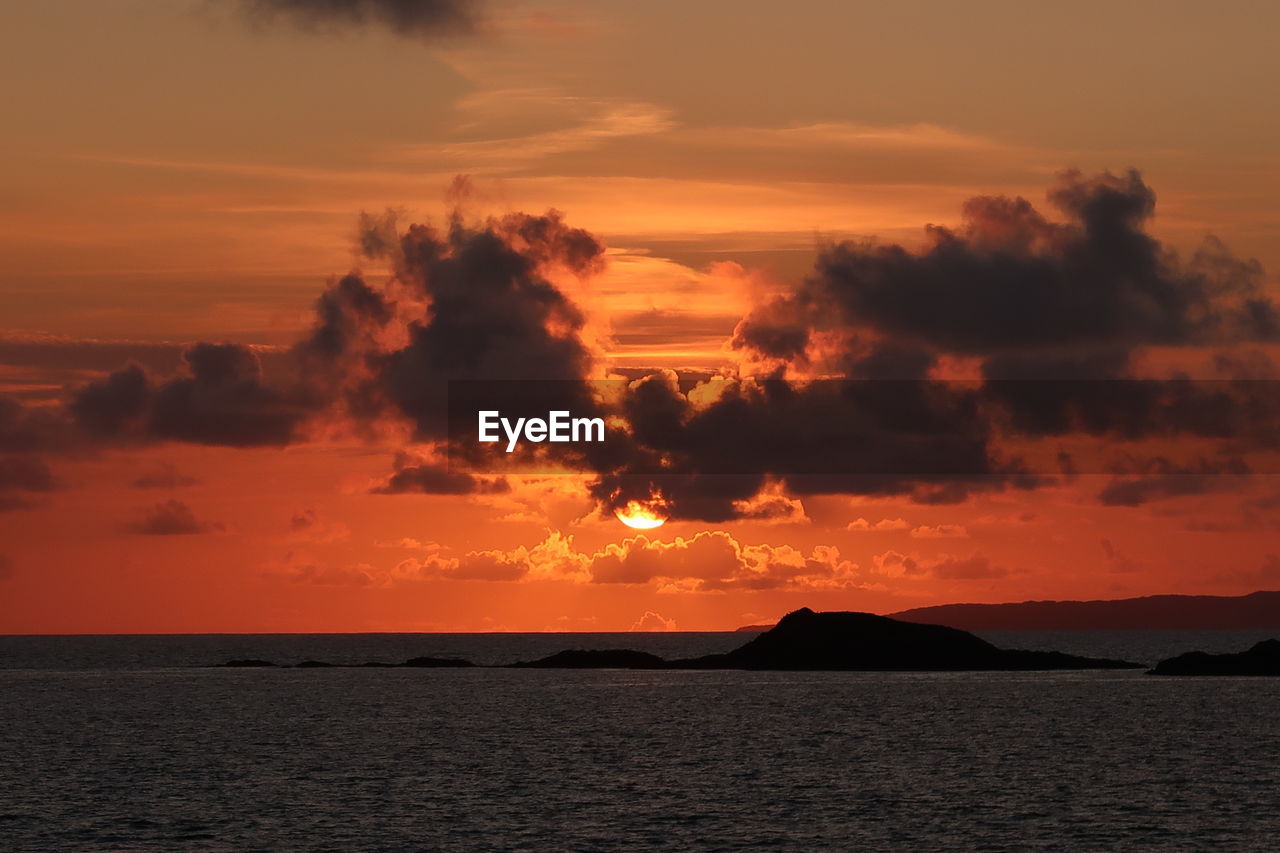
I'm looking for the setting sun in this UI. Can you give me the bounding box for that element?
[615,500,668,530]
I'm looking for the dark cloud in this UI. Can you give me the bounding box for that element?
[68,364,150,437]
[927,554,1008,580]
[73,344,311,447]
[126,500,223,535]
[735,169,1276,376]
[298,274,394,364]
[236,0,483,40]
[9,173,1280,523]
[0,396,75,453]
[1097,456,1250,507]
[0,455,59,511]
[350,210,605,441]
[292,273,396,427]
[1,398,69,511]
[372,452,509,495]
[290,508,322,531]
[585,373,1033,522]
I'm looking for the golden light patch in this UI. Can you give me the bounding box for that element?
[615,499,668,530]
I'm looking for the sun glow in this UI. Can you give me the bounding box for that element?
[615,500,668,530]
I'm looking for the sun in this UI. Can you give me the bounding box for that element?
[615,500,668,530]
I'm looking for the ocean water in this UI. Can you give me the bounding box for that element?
[2,631,1278,850]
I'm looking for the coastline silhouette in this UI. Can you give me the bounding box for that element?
[1149,639,1280,676]
[217,608,1147,671]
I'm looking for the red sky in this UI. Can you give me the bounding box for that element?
[2,0,1279,632]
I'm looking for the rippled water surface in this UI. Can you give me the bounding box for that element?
[3,632,1278,850]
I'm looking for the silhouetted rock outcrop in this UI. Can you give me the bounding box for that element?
[295,660,335,668]
[219,659,277,667]
[677,608,1143,671]
[511,649,667,669]
[1149,639,1280,676]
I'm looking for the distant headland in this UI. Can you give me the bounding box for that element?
[886,590,1280,631]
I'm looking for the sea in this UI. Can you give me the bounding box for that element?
[2,630,1277,851]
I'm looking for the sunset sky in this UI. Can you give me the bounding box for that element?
[2,0,1279,632]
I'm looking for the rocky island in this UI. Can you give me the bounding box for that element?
[667,608,1141,671]
[1148,639,1280,676]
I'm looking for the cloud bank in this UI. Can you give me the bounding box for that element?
[3,170,1277,522]
[235,0,483,40]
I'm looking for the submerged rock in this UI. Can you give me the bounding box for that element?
[511,649,667,669]
[676,608,1143,671]
[1149,639,1280,676]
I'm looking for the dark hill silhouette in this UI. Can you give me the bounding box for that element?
[890,590,1280,631]
[676,608,1140,671]
[1149,639,1280,676]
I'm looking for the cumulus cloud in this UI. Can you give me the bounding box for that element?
[630,611,677,632]
[738,169,1274,373]
[395,531,590,582]
[910,524,969,539]
[235,0,483,40]
[587,531,860,591]
[848,517,910,532]
[126,500,223,535]
[383,530,862,591]
[72,344,310,447]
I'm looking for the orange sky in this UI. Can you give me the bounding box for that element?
[2,0,1279,632]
